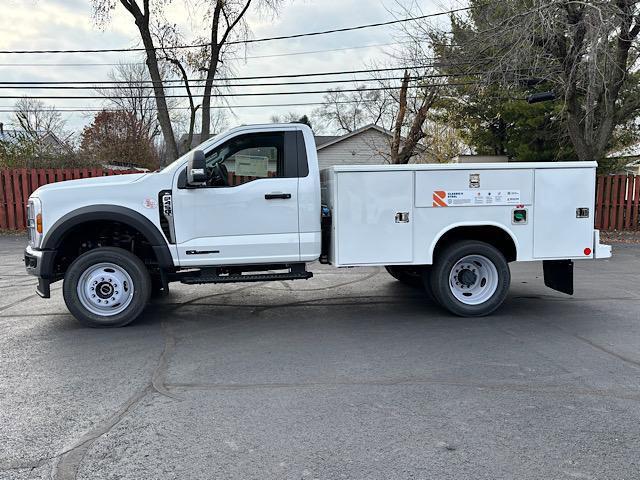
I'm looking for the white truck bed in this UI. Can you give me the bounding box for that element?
[321,162,608,267]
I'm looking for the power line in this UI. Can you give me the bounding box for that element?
[0,72,494,90]
[0,92,528,114]
[0,100,369,113]
[0,82,483,100]
[0,5,476,55]
[0,77,407,90]
[0,41,412,67]
[0,64,485,85]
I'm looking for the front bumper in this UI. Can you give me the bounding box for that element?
[24,245,56,298]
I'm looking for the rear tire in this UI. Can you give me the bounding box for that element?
[385,265,423,288]
[386,265,437,303]
[63,247,151,328]
[430,241,510,317]
[420,266,437,304]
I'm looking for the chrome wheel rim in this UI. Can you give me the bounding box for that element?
[77,262,134,317]
[448,254,498,305]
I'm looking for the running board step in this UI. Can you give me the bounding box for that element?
[180,270,313,285]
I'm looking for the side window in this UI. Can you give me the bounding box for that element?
[206,133,283,187]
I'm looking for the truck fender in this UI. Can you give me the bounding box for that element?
[42,205,174,269]
[427,221,520,264]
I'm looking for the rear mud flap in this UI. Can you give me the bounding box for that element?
[543,260,574,295]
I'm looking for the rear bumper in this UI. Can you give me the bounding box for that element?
[24,245,56,298]
[593,230,612,259]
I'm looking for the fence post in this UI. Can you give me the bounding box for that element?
[12,170,25,229]
[0,170,8,229]
[633,176,640,230]
[595,176,604,229]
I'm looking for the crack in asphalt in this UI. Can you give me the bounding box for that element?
[53,385,152,480]
[164,377,640,401]
[151,321,182,400]
[53,320,179,479]
[496,310,640,381]
[0,293,40,313]
[155,296,426,311]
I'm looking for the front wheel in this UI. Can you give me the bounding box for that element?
[430,241,510,317]
[63,247,151,327]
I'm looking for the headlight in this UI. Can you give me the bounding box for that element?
[27,197,43,248]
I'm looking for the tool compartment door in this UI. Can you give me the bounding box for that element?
[533,168,595,258]
[336,171,413,264]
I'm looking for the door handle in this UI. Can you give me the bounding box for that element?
[265,193,292,200]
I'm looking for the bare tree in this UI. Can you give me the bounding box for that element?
[13,98,67,142]
[92,0,179,160]
[314,20,445,164]
[389,70,440,164]
[432,0,640,162]
[0,98,78,167]
[314,87,391,134]
[194,0,282,140]
[98,62,162,140]
[154,23,201,153]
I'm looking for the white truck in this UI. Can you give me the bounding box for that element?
[24,123,611,327]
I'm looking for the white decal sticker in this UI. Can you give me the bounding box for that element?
[235,154,269,177]
[433,190,521,207]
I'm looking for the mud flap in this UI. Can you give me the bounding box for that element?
[543,260,574,295]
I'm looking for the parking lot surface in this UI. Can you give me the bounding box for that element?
[1,234,639,480]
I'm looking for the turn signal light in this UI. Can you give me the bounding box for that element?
[584,247,592,256]
[36,213,43,234]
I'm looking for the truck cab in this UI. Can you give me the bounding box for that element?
[168,124,321,266]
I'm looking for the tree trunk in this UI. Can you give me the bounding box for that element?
[200,52,219,141]
[390,71,409,164]
[135,20,178,162]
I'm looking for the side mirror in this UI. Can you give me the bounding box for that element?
[187,150,207,185]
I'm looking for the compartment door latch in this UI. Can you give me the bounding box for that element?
[395,212,410,223]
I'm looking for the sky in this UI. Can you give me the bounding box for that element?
[0,0,458,137]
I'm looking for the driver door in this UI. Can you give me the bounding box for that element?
[172,131,300,267]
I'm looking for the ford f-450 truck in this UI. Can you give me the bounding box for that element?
[24,123,612,327]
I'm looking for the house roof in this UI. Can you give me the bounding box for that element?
[0,128,62,146]
[313,135,341,148]
[315,124,427,153]
[0,129,22,144]
[178,133,216,149]
[315,124,393,151]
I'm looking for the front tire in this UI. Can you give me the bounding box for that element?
[430,241,510,317]
[63,247,151,327]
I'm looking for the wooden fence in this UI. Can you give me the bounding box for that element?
[1,168,639,232]
[594,174,640,231]
[0,168,143,230]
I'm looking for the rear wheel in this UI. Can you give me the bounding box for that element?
[385,265,423,288]
[430,241,510,317]
[63,247,151,327]
[386,265,437,303]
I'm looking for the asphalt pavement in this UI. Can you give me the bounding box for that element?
[0,234,639,480]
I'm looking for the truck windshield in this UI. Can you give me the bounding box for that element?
[158,130,228,173]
